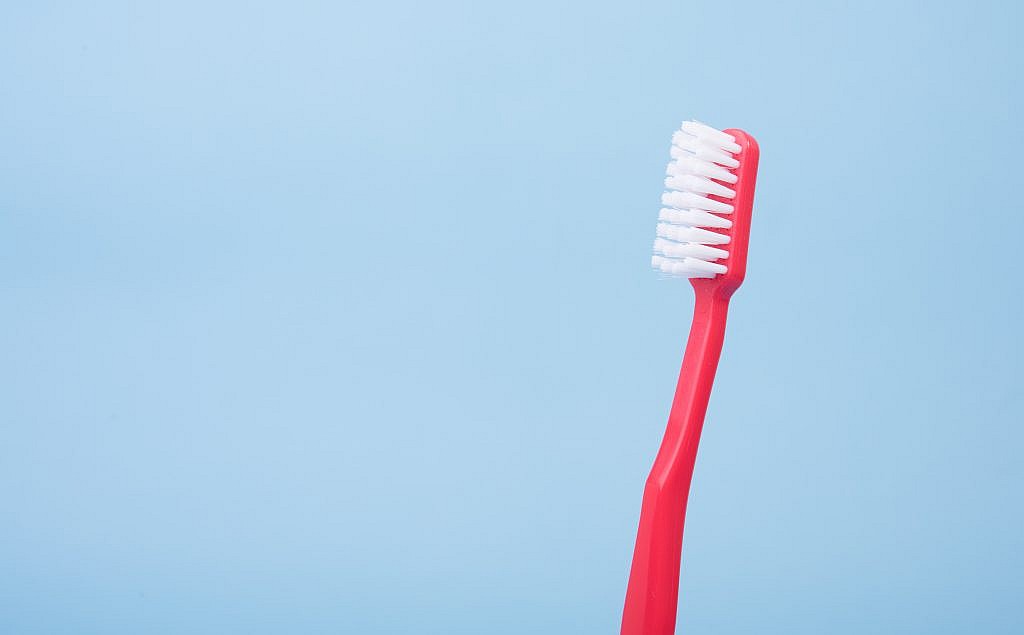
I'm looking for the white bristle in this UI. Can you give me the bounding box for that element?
[656,222,730,245]
[671,131,740,168]
[667,155,737,184]
[651,254,726,278]
[680,121,741,153]
[653,237,729,261]
[664,174,735,199]
[653,120,738,279]
[658,208,732,230]
[661,191,734,214]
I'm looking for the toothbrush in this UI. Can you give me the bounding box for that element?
[621,121,760,635]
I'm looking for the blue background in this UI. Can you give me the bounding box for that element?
[2,1,1022,633]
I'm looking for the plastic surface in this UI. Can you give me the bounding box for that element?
[622,129,759,635]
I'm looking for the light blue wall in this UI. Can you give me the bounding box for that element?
[2,1,1021,632]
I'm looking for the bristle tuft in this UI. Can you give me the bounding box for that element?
[652,120,739,279]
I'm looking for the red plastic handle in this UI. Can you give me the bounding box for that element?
[620,289,729,635]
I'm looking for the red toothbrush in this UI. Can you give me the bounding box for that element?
[622,121,760,635]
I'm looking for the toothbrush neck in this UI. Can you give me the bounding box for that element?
[655,288,731,490]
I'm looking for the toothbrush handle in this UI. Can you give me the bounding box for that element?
[621,288,730,635]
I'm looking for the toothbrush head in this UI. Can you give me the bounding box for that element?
[651,121,759,295]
